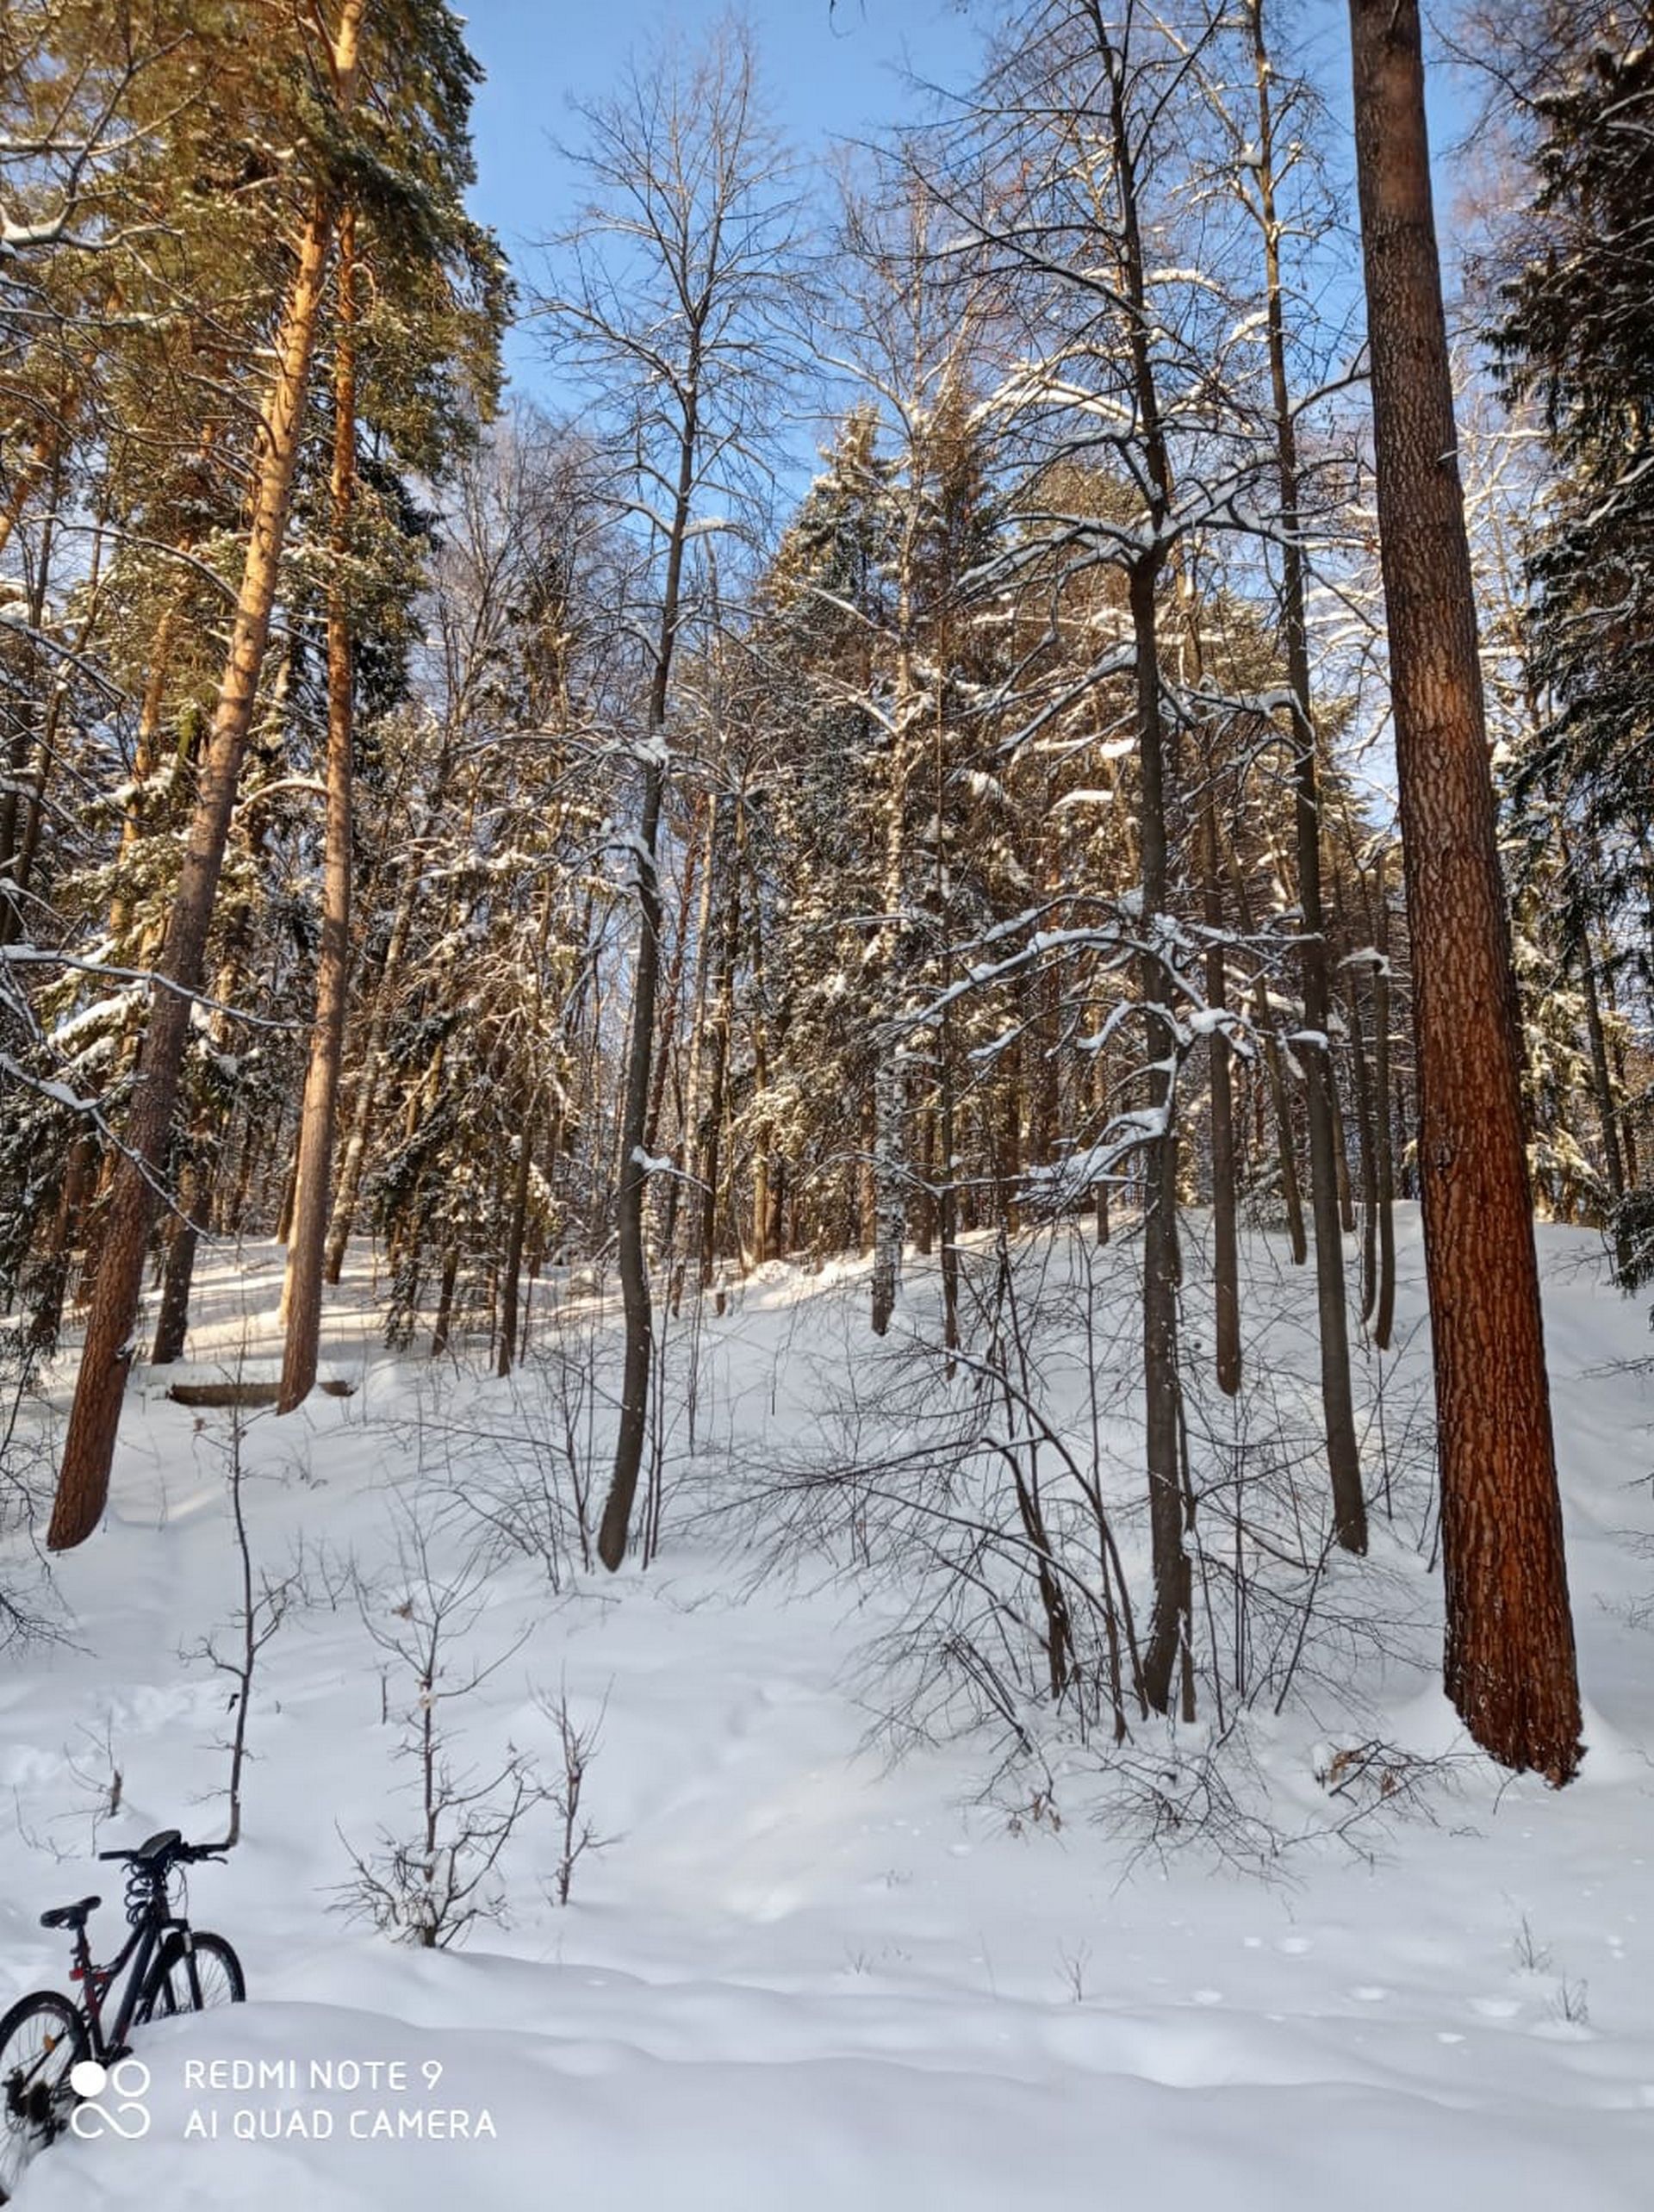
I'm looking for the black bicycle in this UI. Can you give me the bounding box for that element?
[0,1830,244,2202]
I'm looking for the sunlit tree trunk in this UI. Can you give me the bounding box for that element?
[47,0,364,1550]
[281,204,359,1414]
[1349,0,1580,1780]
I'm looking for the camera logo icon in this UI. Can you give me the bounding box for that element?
[68,2055,152,2140]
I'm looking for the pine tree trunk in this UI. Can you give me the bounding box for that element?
[225,1112,264,1238]
[150,1156,206,1366]
[1349,0,1580,1780]
[280,205,358,1415]
[28,1132,94,1355]
[47,14,362,1549]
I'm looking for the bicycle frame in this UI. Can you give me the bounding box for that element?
[64,1891,191,2061]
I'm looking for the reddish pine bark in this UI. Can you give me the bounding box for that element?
[47,0,365,1549]
[1348,0,1581,1780]
[279,204,358,1415]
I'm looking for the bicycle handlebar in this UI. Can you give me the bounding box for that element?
[96,1839,229,1865]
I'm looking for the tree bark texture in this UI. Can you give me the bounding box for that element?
[1132,564,1186,1718]
[149,1155,206,1365]
[280,203,358,1414]
[596,370,699,1570]
[47,0,364,1550]
[1348,0,1580,1780]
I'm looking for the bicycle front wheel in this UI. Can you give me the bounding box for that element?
[0,1989,87,2204]
[138,1931,245,2021]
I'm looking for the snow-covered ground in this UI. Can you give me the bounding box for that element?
[3,1213,1654,2209]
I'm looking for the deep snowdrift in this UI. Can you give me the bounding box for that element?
[3,1213,1653,2209]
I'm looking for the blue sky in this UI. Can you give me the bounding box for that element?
[462,0,988,399]
[463,0,985,208]
[460,3,1475,445]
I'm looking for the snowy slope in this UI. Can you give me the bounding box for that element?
[3,1214,1654,2209]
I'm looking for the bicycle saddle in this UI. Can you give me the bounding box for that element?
[40,1894,100,1930]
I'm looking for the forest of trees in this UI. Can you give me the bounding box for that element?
[2,0,1651,1792]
